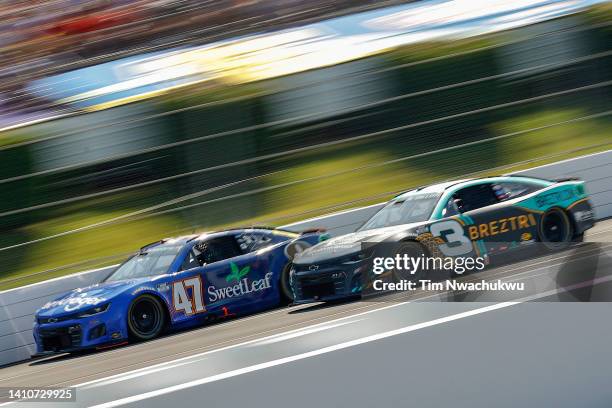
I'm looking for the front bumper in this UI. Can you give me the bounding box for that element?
[33,311,127,354]
[291,261,367,303]
[35,323,85,353]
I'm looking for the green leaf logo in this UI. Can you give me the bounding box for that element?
[226,262,250,283]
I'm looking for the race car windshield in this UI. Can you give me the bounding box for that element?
[106,245,183,282]
[359,193,441,231]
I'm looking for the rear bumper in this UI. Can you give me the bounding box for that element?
[568,198,596,235]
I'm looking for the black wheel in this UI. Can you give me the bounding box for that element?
[572,233,585,243]
[280,263,294,304]
[127,294,165,341]
[539,208,573,250]
[391,241,427,282]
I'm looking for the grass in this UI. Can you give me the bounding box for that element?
[492,110,612,162]
[158,82,265,111]
[0,210,182,290]
[0,130,37,148]
[583,2,612,28]
[1,107,610,291]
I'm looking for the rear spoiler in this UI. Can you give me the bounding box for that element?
[503,174,582,183]
[140,238,169,251]
[270,226,327,235]
[552,177,581,183]
[296,227,327,235]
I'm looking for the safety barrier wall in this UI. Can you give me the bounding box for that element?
[0,266,116,366]
[1,150,610,366]
[516,152,612,220]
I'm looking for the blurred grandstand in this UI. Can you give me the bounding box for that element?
[0,0,407,128]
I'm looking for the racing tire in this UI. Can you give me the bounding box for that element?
[391,241,427,282]
[127,294,166,341]
[279,263,294,304]
[538,208,573,250]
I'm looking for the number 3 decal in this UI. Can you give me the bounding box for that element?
[430,220,473,256]
[172,276,206,315]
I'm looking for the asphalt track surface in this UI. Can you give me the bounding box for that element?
[1,220,612,407]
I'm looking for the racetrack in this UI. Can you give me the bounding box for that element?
[1,219,612,407]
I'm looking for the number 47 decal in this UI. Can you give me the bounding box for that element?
[172,276,206,315]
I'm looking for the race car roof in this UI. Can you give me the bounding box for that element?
[140,227,292,251]
[395,175,552,200]
[395,179,474,199]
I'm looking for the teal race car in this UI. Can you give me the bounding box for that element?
[290,175,595,303]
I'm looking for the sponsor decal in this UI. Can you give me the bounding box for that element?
[236,233,272,252]
[573,210,594,222]
[535,189,576,208]
[226,263,250,283]
[415,232,445,258]
[42,293,107,312]
[468,214,536,240]
[207,263,273,302]
[131,286,155,295]
[318,233,331,242]
[520,232,535,246]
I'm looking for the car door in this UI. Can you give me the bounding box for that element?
[163,246,210,324]
[427,183,499,259]
[164,236,247,323]
[196,235,277,313]
[451,182,539,258]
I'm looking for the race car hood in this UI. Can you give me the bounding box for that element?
[294,222,424,264]
[37,280,141,317]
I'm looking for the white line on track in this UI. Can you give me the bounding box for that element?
[242,319,363,347]
[72,305,406,388]
[89,302,519,408]
[88,270,612,408]
[0,297,389,386]
[84,319,363,388]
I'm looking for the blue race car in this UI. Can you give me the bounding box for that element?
[33,227,326,354]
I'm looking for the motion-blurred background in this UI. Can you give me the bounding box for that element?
[0,0,610,290]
